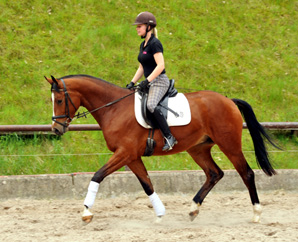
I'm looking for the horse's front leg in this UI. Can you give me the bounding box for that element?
[82,150,129,223]
[127,157,165,223]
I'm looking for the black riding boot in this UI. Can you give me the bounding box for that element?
[153,107,178,151]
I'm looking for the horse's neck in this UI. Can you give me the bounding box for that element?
[75,78,127,121]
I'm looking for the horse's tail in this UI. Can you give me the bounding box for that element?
[232,98,280,176]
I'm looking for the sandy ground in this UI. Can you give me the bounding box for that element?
[1,191,297,242]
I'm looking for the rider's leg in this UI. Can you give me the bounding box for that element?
[147,75,177,151]
[153,106,177,151]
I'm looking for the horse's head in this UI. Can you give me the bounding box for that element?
[45,76,80,135]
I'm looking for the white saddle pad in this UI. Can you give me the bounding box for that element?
[134,92,191,129]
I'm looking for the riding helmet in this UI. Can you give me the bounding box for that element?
[133,12,157,27]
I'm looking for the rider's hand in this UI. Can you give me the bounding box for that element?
[126,82,135,89]
[138,79,149,91]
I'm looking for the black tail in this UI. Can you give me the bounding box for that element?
[232,99,280,176]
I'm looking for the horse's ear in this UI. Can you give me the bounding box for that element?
[51,75,59,85]
[44,76,54,85]
[44,75,58,85]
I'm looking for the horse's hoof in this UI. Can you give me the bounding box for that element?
[189,210,199,221]
[82,215,93,224]
[253,215,260,223]
[189,201,200,221]
[155,216,163,223]
[82,207,94,224]
[252,203,262,223]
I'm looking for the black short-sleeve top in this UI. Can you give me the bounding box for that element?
[138,35,166,78]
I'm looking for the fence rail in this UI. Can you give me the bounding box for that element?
[0,122,298,135]
[243,122,298,130]
[0,124,101,134]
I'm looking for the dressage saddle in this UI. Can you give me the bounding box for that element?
[139,79,178,129]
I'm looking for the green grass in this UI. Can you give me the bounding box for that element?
[1,130,297,176]
[0,0,298,175]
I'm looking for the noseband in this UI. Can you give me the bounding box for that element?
[52,78,77,128]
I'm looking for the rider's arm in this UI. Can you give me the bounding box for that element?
[131,64,144,84]
[146,52,165,82]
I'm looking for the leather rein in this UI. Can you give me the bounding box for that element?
[52,78,136,127]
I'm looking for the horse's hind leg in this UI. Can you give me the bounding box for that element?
[128,157,165,222]
[187,142,224,221]
[218,145,262,222]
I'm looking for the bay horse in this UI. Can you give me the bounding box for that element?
[45,74,278,224]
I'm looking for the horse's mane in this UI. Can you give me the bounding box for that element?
[59,74,121,88]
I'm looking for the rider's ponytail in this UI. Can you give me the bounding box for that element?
[153,28,158,39]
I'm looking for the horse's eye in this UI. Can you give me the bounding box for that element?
[57,100,63,104]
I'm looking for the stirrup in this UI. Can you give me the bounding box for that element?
[162,136,178,151]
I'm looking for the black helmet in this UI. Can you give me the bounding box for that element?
[133,12,157,27]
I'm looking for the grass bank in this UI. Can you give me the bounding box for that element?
[0,0,297,175]
[1,131,297,176]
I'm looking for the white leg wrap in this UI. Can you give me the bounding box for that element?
[84,181,99,208]
[253,203,262,223]
[190,201,200,212]
[149,192,165,217]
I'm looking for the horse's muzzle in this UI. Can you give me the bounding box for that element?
[52,124,69,136]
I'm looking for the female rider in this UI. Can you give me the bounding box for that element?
[126,12,177,151]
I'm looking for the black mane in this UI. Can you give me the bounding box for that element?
[59,74,105,81]
[58,74,120,88]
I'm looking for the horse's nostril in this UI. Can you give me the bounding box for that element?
[54,128,63,136]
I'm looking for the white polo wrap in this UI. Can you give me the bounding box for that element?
[84,181,99,208]
[149,192,166,217]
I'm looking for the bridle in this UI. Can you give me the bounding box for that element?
[51,78,136,128]
[52,78,78,128]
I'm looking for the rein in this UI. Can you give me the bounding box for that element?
[52,79,137,126]
[74,90,136,120]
